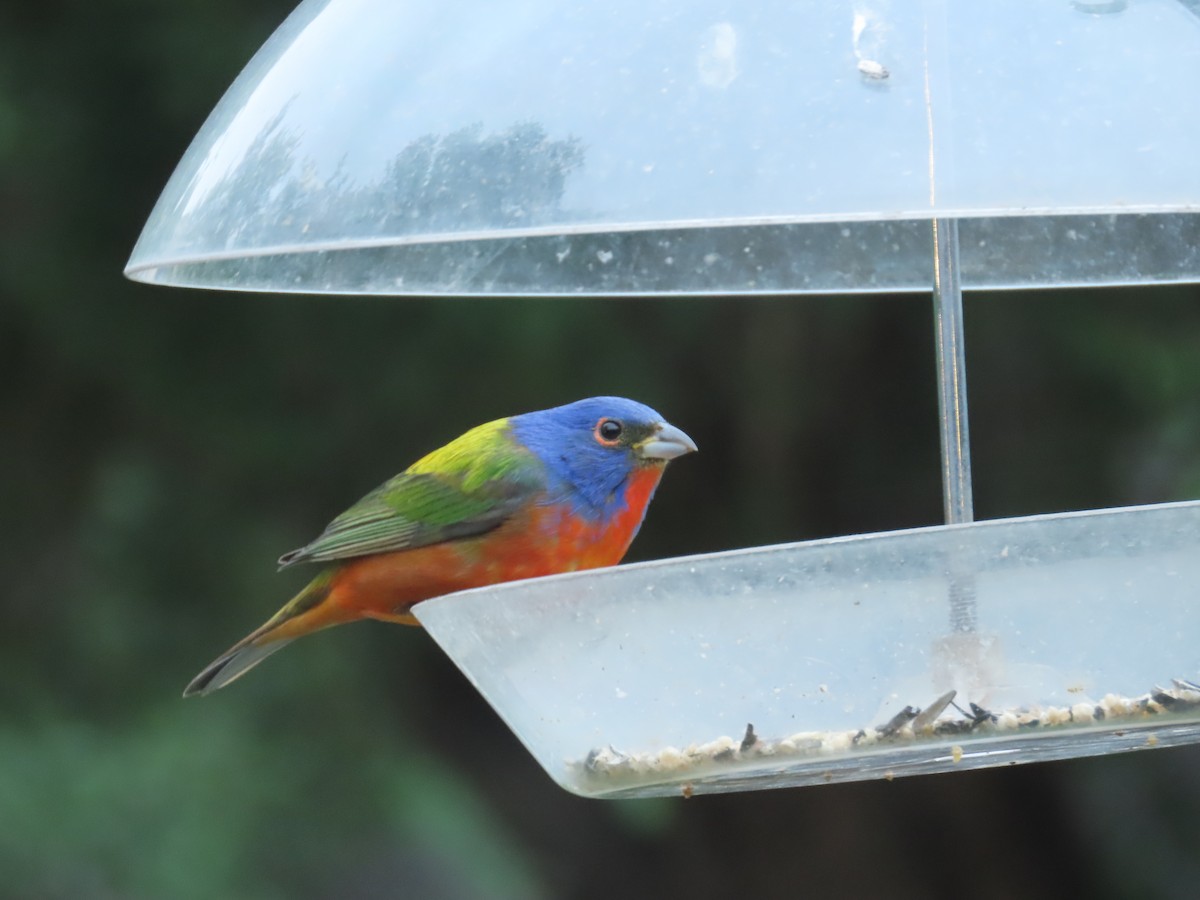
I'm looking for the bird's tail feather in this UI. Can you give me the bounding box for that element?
[183,638,294,697]
[183,570,340,697]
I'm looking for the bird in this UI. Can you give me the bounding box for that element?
[184,396,696,696]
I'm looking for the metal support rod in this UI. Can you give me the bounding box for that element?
[932,217,977,633]
[932,217,973,526]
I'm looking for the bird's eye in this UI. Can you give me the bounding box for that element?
[595,418,624,444]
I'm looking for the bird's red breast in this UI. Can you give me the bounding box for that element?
[295,465,668,631]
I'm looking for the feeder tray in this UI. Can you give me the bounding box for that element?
[416,501,1200,797]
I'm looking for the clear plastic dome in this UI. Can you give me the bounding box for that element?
[126,0,1200,295]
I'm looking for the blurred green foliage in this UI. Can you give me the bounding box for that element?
[3,2,1200,899]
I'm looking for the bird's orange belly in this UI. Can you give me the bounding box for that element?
[324,475,661,625]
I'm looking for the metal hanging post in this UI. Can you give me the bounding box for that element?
[932,217,973,526]
[932,217,977,632]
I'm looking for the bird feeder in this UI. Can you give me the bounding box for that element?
[126,0,1200,797]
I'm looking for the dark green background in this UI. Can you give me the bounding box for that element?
[4,3,1200,898]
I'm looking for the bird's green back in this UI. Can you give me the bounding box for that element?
[278,418,546,567]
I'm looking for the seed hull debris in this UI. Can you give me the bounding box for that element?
[575,679,1200,782]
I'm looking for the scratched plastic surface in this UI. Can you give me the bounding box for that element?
[414,501,1200,797]
[126,0,1200,294]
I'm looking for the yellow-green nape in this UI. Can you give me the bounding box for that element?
[406,417,540,492]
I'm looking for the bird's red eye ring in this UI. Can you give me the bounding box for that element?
[594,418,624,445]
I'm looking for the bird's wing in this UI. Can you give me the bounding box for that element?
[278,421,544,568]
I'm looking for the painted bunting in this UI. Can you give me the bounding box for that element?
[184,397,696,696]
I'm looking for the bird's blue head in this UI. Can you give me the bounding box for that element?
[510,396,696,519]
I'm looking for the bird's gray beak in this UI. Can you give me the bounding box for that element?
[636,421,698,461]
